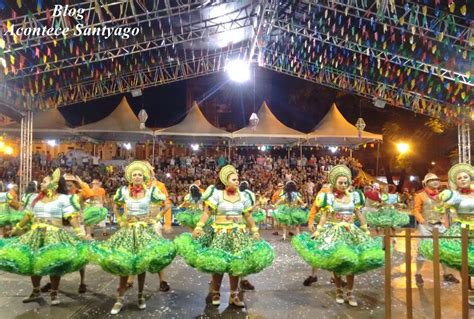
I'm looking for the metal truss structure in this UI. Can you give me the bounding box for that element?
[44,46,247,108]
[269,17,471,86]
[458,123,471,164]
[263,48,449,119]
[19,111,33,194]
[0,0,470,124]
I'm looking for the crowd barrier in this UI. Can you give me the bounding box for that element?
[384,227,471,319]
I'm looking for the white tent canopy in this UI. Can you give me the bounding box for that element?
[1,108,75,139]
[232,101,306,145]
[307,103,383,147]
[74,97,153,141]
[155,101,231,138]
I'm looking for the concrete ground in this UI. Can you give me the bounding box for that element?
[0,227,470,319]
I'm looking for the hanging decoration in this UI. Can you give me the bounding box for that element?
[355,117,366,138]
[0,0,469,125]
[138,109,148,130]
[249,112,259,130]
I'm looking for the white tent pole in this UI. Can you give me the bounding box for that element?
[152,138,155,166]
[376,142,380,177]
[300,143,303,159]
[228,143,231,161]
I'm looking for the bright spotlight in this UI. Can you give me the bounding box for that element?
[123,143,132,150]
[431,161,436,165]
[396,142,409,154]
[329,146,338,153]
[191,144,199,151]
[166,173,171,178]
[47,140,56,147]
[409,175,416,182]
[0,141,4,150]
[5,146,13,155]
[225,59,250,83]
[259,145,267,151]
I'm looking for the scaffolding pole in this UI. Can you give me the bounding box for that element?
[19,111,33,195]
[458,123,471,164]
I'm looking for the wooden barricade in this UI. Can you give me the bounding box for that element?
[384,227,470,319]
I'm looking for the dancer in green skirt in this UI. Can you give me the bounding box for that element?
[0,169,89,305]
[292,165,384,307]
[89,161,176,315]
[0,181,20,237]
[176,184,204,230]
[273,181,307,240]
[175,165,274,307]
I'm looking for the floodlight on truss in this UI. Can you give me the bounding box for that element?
[225,59,250,83]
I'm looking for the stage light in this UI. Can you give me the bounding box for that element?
[396,142,409,154]
[191,144,199,151]
[5,146,13,155]
[329,146,338,153]
[47,140,56,147]
[131,89,142,97]
[123,143,132,150]
[225,59,250,83]
[409,176,416,182]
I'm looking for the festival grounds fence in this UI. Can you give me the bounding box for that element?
[384,227,471,319]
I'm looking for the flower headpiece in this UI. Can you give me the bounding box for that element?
[219,165,237,186]
[46,168,61,197]
[125,161,151,184]
[448,163,473,188]
[328,165,352,187]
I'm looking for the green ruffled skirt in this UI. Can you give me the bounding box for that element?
[90,225,176,276]
[0,225,89,276]
[273,205,308,226]
[83,206,108,226]
[0,203,12,227]
[292,223,384,276]
[420,222,474,275]
[175,224,274,277]
[252,209,266,224]
[365,207,410,228]
[176,208,203,228]
[0,210,27,227]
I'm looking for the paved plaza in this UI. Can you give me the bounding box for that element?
[0,228,467,319]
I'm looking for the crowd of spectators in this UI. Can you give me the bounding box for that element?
[0,150,364,207]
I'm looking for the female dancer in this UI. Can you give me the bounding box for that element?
[175,165,274,307]
[240,181,265,226]
[0,182,20,237]
[292,165,384,306]
[365,184,410,229]
[420,163,473,301]
[40,174,93,294]
[273,181,307,240]
[9,182,39,233]
[176,184,204,230]
[0,169,89,305]
[84,179,109,236]
[90,161,176,315]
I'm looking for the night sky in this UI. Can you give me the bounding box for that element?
[59,67,442,135]
[46,68,462,176]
